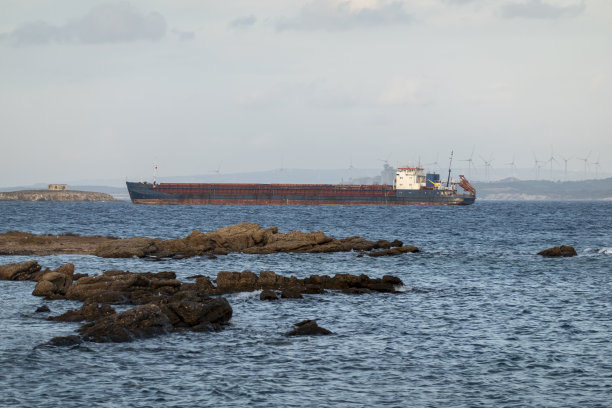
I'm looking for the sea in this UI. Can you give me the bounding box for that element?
[0,200,610,407]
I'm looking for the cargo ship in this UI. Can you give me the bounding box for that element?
[126,164,476,206]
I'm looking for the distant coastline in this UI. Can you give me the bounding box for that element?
[0,190,119,202]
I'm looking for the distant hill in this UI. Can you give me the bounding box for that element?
[473,178,612,200]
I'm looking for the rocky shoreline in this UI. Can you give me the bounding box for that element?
[1,260,403,345]
[0,222,419,257]
[0,190,119,202]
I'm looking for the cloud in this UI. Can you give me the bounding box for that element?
[501,0,586,19]
[1,2,167,45]
[229,15,257,29]
[276,0,414,31]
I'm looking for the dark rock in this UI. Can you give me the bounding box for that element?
[49,301,115,322]
[342,287,371,294]
[46,335,83,347]
[538,245,577,257]
[65,270,157,304]
[77,304,173,343]
[302,284,326,294]
[32,263,74,298]
[286,320,332,336]
[216,270,258,292]
[193,276,218,295]
[72,273,89,281]
[281,288,303,299]
[36,305,50,313]
[0,260,44,281]
[260,289,278,301]
[373,239,392,249]
[157,292,232,329]
[93,237,164,258]
[368,246,420,257]
[87,222,409,258]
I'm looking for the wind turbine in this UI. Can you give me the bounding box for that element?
[505,154,517,178]
[532,152,545,180]
[547,146,558,181]
[592,154,601,178]
[480,154,494,182]
[460,147,475,178]
[559,155,572,181]
[578,151,591,179]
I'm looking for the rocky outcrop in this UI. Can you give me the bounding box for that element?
[93,238,164,258]
[77,304,173,343]
[64,270,181,304]
[0,260,45,281]
[0,190,118,202]
[0,232,117,256]
[2,260,401,345]
[32,263,74,299]
[156,291,232,332]
[49,302,116,322]
[75,293,232,342]
[92,222,413,259]
[215,270,404,295]
[1,223,415,258]
[538,245,577,257]
[286,320,332,336]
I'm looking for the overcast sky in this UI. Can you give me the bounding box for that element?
[1,0,610,186]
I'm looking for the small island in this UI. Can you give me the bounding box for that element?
[0,187,118,202]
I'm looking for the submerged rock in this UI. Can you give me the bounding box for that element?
[281,288,303,299]
[286,320,332,336]
[45,335,83,347]
[260,289,279,301]
[538,245,577,257]
[367,246,420,257]
[35,305,50,313]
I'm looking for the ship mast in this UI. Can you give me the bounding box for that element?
[153,162,158,186]
[446,150,453,187]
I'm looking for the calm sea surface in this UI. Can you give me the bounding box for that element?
[1,201,611,407]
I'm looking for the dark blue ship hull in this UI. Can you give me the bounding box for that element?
[126,182,476,206]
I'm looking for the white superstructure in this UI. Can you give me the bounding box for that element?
[393,167,453,191]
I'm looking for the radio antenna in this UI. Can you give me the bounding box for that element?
[446,150,453,187]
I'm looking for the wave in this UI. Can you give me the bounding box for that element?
[583,247,612,255]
